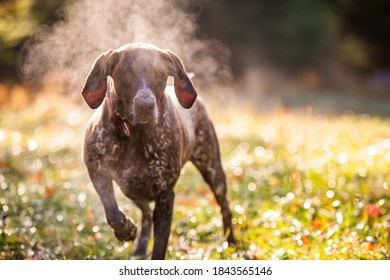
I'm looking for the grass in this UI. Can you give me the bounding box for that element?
[0,91,390,260]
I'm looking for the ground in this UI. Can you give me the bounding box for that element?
[0,89,389,259]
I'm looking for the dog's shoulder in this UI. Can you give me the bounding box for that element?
[82,107,118,165]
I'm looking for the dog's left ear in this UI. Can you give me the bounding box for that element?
[165,50,197,109]
[81,49,119,109]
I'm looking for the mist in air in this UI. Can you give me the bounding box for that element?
[20,0,231,92]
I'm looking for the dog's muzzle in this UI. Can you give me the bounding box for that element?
[131,90,158,126]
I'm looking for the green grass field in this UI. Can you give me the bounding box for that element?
[1,92,389,259]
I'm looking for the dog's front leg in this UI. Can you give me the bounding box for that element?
[151,190,175,260]
[87,169,137,242]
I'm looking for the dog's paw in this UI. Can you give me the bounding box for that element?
[114,218,137,241]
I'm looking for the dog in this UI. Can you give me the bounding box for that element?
[81,43,236,259]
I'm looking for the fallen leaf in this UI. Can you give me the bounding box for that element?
[291,172,301,183]
[87,221,96,228]
[267,176,280,186]
[367,243,379,251]
[365,204,381,218]
[86,209,96,218]
[88,234,99,241]
[302,235,311,245]
[33,170,44,184]
[44,186,56,197]
[312,217,323,229]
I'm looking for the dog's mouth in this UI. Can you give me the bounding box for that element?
[129,96,160,127]
[130,112,158,126]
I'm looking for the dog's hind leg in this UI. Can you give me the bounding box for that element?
[190,120,236,245]
[87,169,137,242]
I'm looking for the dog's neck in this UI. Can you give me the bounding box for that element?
[105,93,132,136]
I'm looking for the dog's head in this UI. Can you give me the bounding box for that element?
[81,43,197,126]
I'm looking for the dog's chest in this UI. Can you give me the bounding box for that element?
[98,130,181,200]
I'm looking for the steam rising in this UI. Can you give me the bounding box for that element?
[20,0,231,92]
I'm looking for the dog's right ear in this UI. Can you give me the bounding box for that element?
[164,50,197,109]
[81,50,119,109]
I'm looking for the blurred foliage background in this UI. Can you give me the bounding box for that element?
[1,0,390,260]
[0,0,63,78]
[0,0,390,93]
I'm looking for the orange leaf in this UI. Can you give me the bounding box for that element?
[197,187,208,197]
[312,217,323,229]
[267,176,280,186]
[88,234,99,241]
[86,209,96,218]
[247,253,263,260]
[175,196,186,205]
[367,243,379,251]
[365,204,381,218]
[87,221,96,228]
[302,236,311,245]
[291,172,301,183]
[33,170,44,184]
[44,186,56,197]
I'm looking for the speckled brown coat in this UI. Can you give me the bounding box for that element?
[81,43,235,259]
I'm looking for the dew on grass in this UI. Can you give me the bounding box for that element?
[247,182,257,192]
[337,153,347,164]
[2,99,390,260]
[255,146,266,157]
[367,145,377,156]
[67,112,81,126]
[232,167,243,177]
[326,190,335,199]
[303,200,311,209]
[10,131,22,143]
[234,204,244,215]
[286,192,294,200]
[27,139,38,151]
[327,179,336,188]
[382,139,390,149]
[358,168,367,177]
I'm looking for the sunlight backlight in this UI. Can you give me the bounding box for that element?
[27,139,38,151]
[0,129,5,142]
[10,131,22,143]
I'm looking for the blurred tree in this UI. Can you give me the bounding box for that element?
[201,0,390,89]
[329,0,390,71]
[0,0,389,87]
[0,0,63,79]
[201,0,331,77]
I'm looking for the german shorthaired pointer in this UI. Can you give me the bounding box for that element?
[81,43,236,259]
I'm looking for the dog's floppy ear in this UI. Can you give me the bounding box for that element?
[165,50,197,109]
[81,49,119,109]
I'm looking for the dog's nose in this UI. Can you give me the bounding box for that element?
[134,93,155,111]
